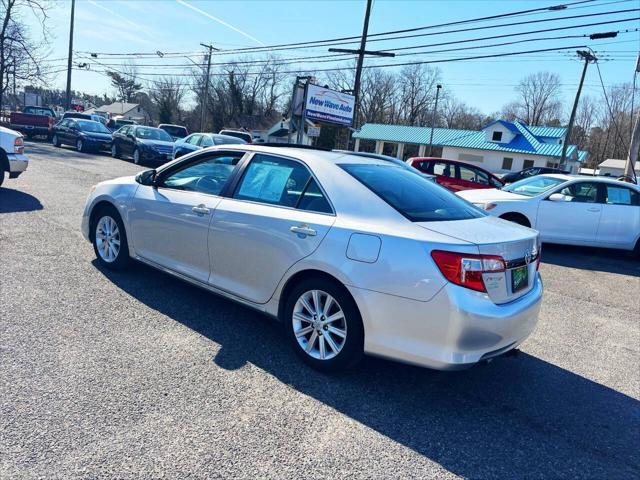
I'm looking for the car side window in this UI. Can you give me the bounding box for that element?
[186,134,201,145]
[558,182,600,203]
[233,154,332,213]
[605,185,639,206]
[433,162,453,177]
[459,165,489,185]
[119,126,131,136]
[160,153,244,196]
[200,136,214,147]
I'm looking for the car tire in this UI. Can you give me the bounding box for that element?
[283,277,364,372]
[133,148,141,165]
[91,205,131,270]
[0,169,5,187]
[633,239,640,260]
[111,144,120,159]
[52,134,61,147]
[76,139,84,153]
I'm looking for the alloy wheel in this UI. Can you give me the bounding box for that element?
[292,289,347,360]
[76,139,83,152]
[111,144,118,158]
[95,216,121,263]
[133,149,140,164]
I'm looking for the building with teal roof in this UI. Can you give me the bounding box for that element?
[352,120,588,174]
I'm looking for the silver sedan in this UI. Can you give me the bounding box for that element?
[81,145,543,372]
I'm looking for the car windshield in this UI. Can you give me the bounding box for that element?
[340,164,484,222]
[502,175,566,197]
[76,120,110,133]
[161,125,188,137]
[135,127,172,142]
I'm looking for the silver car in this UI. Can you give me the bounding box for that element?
[81,145,543,372]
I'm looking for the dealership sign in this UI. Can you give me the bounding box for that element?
[304,84,355,126]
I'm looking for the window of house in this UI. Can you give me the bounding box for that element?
[546,161,559,168]
[523,159,535,169]
[492,131,503,141]
[502,157,513,170]
[458,153,483,163]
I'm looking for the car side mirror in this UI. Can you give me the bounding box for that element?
[135,169,157,187]
[548,193,566,202]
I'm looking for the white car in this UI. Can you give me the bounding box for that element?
[82,145,543,372]
[0,126,29,187]
[458,174,640,255]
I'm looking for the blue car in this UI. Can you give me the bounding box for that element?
[52,119,113,152]
[173,133,247,160]
[111,125,175,165]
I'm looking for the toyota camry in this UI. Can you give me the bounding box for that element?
[81,145,543,372]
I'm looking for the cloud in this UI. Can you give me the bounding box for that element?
[175,0,264,47]
[86,0,157,41]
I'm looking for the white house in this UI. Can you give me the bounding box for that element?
[597,158,639,177]
[85,102,150,123]
[353,120,588,174]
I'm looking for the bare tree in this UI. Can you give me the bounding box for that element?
[106,62,142,102]
[441,97,485,130]
[504,71,563,125]
[0,0,52,111]
[397,64,441,126]
[148,77,185,124]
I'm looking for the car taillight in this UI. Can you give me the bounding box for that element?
[431,250,505,292]
[14,137,24,154]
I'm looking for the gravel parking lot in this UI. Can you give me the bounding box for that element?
[1,141,639,479]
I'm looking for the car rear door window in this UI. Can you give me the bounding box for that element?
[200,136,214,147]
[605,185,639,206]
[233,154,332,213]
[160,153,244,196]
[186,134,201,145]
[458,165,489,185]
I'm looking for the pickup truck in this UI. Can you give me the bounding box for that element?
[9,106,57,139]
[0,126,29,187]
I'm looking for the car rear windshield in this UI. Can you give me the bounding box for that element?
[220,130,252,142]
[135,127,173,142]
[161,125,188,137]
[502,175,566,197]
[340,164,484,222]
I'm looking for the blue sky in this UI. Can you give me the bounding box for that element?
[35,0,640,114]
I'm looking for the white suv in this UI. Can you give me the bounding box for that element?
[0,126,29,187]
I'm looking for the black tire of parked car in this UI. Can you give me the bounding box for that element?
[90,204,131,271]
[52,134,61,147]
[283,277,364,372]
[111,144,120,159]
[0,169,5,187]
[634,239,640,260]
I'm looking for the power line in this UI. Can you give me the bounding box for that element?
[59,27,639,70]
[75,1,630,58]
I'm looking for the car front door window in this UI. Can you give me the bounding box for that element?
[160,154,244,196]
[557,182,600,203]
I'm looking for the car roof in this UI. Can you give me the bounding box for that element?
[537,173,640,189]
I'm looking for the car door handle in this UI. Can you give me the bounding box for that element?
[587,207,601,212]
[192,205,210,215]
[290,224,316,236]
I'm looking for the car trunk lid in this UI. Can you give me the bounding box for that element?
[419,216,540,304]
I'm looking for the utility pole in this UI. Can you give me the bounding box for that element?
[622,55,640,182]
[428,84,442,156]
[199,43,219,131]
[65,0,76,111]
[559,50,597,170]
[328,0,394,148]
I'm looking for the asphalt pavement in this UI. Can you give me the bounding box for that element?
[1,141,639,479]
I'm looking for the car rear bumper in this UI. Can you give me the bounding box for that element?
[350,273,543,370]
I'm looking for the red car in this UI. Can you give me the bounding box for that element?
[408,157,504,192]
